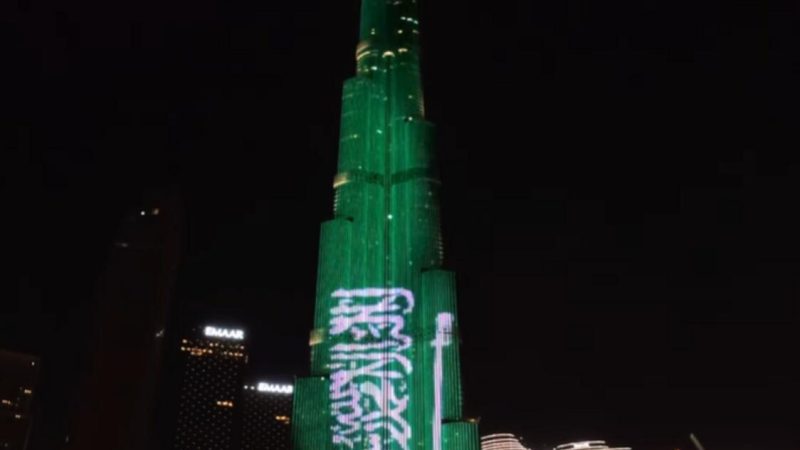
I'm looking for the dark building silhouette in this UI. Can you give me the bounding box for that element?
[242,381,293,450]
[173,325,248,449]
[68,191,183,450]
[0,350,39,450]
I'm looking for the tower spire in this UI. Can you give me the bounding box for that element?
[356,0,424,119]
[358,0,421,46]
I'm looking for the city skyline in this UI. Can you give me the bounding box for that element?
[3,0,797,448]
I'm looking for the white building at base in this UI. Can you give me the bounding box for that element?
[481,433,530,450]
[555,441,631,450]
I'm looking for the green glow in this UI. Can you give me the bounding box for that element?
[292,1,479,450]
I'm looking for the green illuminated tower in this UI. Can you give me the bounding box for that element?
[292,2,480,450]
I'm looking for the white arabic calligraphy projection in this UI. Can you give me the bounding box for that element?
[328,288,415,450]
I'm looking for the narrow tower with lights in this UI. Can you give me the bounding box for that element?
[291,2,479,450]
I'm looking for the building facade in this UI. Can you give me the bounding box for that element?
[0,350,39,450]
[291,2,480,450]
[173,325,248,449]
[481,434,530,450]
[69,191,183,450]
[242,381,294,450]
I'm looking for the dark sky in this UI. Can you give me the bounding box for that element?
[3,0,798,449]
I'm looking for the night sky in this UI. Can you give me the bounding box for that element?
[3,0,798,449]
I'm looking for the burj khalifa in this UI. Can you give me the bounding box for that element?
[291,2,481,450]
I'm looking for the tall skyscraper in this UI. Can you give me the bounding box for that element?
[242,381,294,450]
[173,325,248,449]
[291,2,480,450]
[69,191,183,450]
[0,350,39,450]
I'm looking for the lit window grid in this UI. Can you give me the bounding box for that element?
[241,388,293,450]
[174,335,247,449]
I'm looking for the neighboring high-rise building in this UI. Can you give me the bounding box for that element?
[291,2,480,450]
[173,325,248,449]
[69,191,183,450]
[555,441,631,450]
[242,381,294,450]
[481,434,530,450]
[0,350,39,450]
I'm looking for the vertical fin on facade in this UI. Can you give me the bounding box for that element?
[443,422,481,450]
[421,270,463,420]
[311,218,353,374]
[291,377,332,450]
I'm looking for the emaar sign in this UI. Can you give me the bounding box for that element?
[204,326,244,340]
[257,382,294,394]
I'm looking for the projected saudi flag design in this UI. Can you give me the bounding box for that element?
[291,2,480,450]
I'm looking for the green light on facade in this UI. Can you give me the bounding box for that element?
[292,1,480,450]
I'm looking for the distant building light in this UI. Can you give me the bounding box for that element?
[22,389,32,395]
[115,242,129,248]
[140,210,146,216]
[154,329,165,338]
[204,326,244,340]
[257,382,294,395]
[152,208,160,215]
